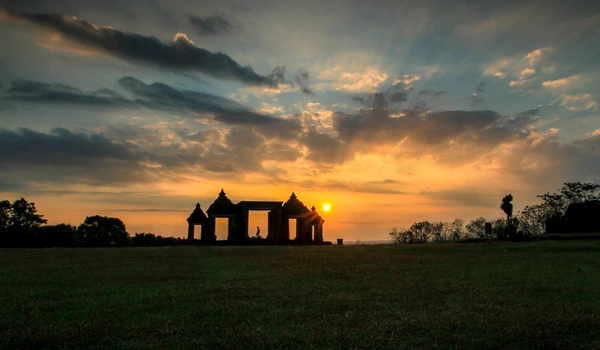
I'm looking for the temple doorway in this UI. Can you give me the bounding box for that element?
[215,218,229,240]
[248,211,268,238]
[288,218,297,240]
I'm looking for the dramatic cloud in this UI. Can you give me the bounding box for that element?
[0,127,152,185]
[300,129,349,164]
[332,87,537,164]
[322,67,389,92]
[483,59,511,78]
[0,124,303,188]
[6,80,135,107]
[524,47,552,65]
[510,68,537,87]
[12,11,278,87]
[189,14,236,36]
[559,94,599,111]
[393,74,420,88]
[4,77,301,138]
[542,74,581,88]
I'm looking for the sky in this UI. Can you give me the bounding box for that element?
[1,0,599,241]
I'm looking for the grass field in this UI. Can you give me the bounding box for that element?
[2,241,600,349]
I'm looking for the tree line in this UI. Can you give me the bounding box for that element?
[390,181,600,244]
[0,198,187,248]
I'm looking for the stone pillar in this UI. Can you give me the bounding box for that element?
[240,210,249,240]
[314,223,323,244]
[296,218,306,244]
[271,208,283,243]
[267,211,274,241]
[187,223,195,240]
[227,216,237,243]
[282,217,290,242]
[204,216,216,243]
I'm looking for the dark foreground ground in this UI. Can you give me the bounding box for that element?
[1,241,600,349]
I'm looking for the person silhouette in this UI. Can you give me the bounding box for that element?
[256,226,261,238]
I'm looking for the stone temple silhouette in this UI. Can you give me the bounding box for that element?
[187,190,327,245]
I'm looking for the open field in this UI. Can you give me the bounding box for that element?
[2,242,600,349]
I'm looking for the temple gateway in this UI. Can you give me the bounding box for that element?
[187,190,326,245]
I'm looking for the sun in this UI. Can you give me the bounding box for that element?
[322,203,331,212]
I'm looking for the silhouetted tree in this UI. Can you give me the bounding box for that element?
[409,221,434,243]
[560,182,600,204]
[491,217,506,238]
[132,232,158,246]
[0,200,10,229]
[501,194,513,218]
[389,227,412,244]
[535,182,599,221]
[449,218,465,240]
[0,198,47,247]
[466,217,486,238]
[518,204,546,235]
[35,224,77,247]
[77,216,130,247]
[537,192,568,219]
[430,221,449,242]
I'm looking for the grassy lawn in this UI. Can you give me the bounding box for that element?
[2,241,600,349]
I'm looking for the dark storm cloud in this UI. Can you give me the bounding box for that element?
[117,77,300,138]
[300,129,349,164]
[4,77,301,139]
[7,80,136,107]
[0,127,153,185]
[189,14,236,35]
[333,92,536,161]
[493,132,600,188]
[418,90,448,97]
[334,109,526,152]
[299,84,539,165]
[11,11,278,87]
[0,123,303,189]
[294,68,315,96]
[0,127,139,165]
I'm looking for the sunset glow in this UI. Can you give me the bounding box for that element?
[0,1,599,242]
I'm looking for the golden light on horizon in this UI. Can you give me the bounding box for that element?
[323,203,331,212]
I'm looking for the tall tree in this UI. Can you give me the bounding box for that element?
[0,198,47,247]
[500,194,513,219]
[77,216,130,247]
[0,200,10,229]
[560,182,600,204]
[7,198,47,230]
[466,217,486,238]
